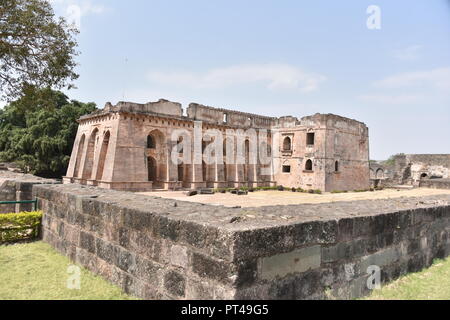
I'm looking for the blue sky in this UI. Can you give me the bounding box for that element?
[47,0,450,160]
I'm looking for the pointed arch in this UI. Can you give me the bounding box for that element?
[305,159,313,171]
[73,134,86,178]
[96,131,111,181]
[283,137,292,151]
[146,129,165,149]
[82,128,99,179]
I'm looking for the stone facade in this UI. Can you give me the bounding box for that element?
[34,183,450,300]
[389,154,450,186]
[64,100,370,192]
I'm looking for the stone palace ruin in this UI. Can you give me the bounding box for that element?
[63,99,370,192]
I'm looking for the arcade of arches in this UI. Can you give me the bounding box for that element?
[64,100,371,192]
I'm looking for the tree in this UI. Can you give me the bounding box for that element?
[0,89,96,178]
[0,0,78,100]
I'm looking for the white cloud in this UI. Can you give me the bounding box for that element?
[374,67,450,90]
[49,0,108,29]
[358,94,422,105]
[147,64,327,93]
[393,45,422,62]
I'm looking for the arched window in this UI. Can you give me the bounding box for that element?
[335,161,339,172]
[305,159,313,171]
[147,135,156,149]
[283,137,292,151]
[376,169,384,179]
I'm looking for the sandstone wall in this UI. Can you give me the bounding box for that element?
[35,183,450,300]
[420,179,450,190]
[0,172,58,213]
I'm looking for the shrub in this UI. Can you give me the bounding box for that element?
[0,211,43,243]
[313,189,322,194]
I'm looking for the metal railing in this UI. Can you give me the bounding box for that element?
[0,199,38,211]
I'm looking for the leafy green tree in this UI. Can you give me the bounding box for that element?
[0,0,78,100]
[0,89,96,178]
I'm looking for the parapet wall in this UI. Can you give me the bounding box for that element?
[0,172,58,213]
[420,179,450,190]
[34,183,450,300]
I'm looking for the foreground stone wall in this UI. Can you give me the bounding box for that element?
[35,184,450,300]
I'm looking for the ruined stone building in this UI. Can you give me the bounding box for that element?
[64,99,370,192]
[388,154,450,186]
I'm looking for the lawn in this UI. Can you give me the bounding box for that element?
[0,241,137,300]
[365,257,450,300]
[1,241,449,300]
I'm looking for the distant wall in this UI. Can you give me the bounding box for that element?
[391,154,450,185]
[0,173,58,213]
[34,183,450,300]
[420,179,450,190]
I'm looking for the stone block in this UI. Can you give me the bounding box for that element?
[185,279,215,300]
[257,246,321,281]
[79,231,96,254]
[359,247,400,274]
[191,252,231,284]
[322,242,352,263]
[96,238,119,265]
[170,245,189,268]
[164,270,186,297]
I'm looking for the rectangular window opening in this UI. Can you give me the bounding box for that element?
[307,133,315,145]
[282,165,291,173]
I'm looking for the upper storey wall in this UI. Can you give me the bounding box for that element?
[103,99,183,118]
[405,154,450,167]
[186,103,275,129]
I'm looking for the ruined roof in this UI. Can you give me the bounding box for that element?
[78,99,368,129]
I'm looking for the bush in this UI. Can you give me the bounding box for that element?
[0,211,43,243]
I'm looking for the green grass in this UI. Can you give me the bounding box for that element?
[0,241,137,300]
[365,257,450,300]
[2,241,449,300]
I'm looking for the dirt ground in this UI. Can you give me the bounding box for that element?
[138,188,450,208]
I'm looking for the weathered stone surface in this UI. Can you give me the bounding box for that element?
[32,183,450,300]
[170,245,189,268]
[164,270,186,297]
[258,246,321,281]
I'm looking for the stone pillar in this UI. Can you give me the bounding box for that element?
[188,123,206,190]
[164,140,179,190]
